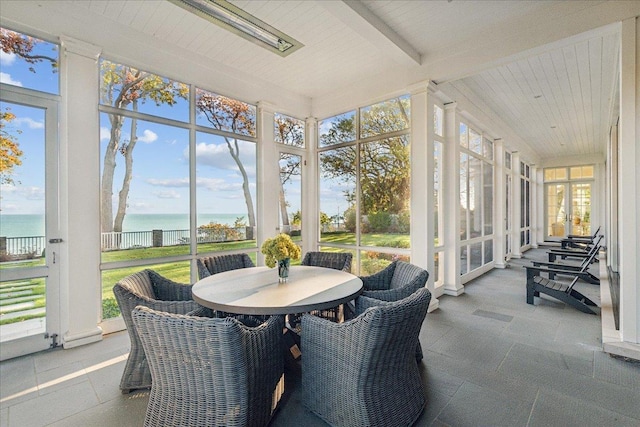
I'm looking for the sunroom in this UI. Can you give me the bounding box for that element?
[0,0,639,424]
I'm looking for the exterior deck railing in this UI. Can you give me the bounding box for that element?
[0,226,255,257]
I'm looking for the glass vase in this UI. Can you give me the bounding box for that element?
[277,258,290,282]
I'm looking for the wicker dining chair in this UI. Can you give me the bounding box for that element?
[301,251,353,323]
[132,306,285,427]
[196,253,255,279]
[113,269,198,393]
[352,260,429,362]
[301,287,432,427]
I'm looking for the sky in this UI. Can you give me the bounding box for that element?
[0,30,308,224]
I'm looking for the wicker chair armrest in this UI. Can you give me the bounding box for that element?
[362,285,420,302]
[144,299,199,315]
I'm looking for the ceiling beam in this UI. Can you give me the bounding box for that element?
[320,0,422,67]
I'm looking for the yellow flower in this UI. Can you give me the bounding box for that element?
[261,233,301,268]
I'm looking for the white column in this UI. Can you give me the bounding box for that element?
[443,103,464,295]
[303,117,319,255]
[257,102,278,266]
[409,81,439,311]
[493,140,506,268]
[59,36,102,348]
[618,17,639,347]
[511,152,523,258]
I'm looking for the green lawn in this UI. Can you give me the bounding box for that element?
[2,232,411,322]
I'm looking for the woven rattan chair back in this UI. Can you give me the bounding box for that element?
[132,306,284,427]
[196,253,255,279]
[113,269,197,393]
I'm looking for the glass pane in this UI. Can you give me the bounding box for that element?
[101,261,191,319]
[1,277,47,341]
[547,184,566,237]
[580,165,594,179]
[459,122,468,148]
[279,153,302,237]
[483,138,493,160]
[360,95,410,139]
[460,153,468,240]
[319,146,356,243]
[571,183,592,237]
[469,128,481,154]
[100,59,189,122]
[483,163,493,235]
[434,251,444,285]
[469,155,482,238]
[318,111,355,147]
[520,178,526,228]
[460,245,468,275]
[195,88,256,137]
[505,152,511,169]
[0,28,59,94]
[470,242,482,271]
[360,250,409,276]
[434,105,444,137]
[484,240,493,264]
[1,102,46,268]
[100,114,190,261]
[195,131,257,253]
[274,113,304,147]
[434,141,442,245]
[360,137,410,248]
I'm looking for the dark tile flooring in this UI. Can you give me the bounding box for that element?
[1,248,639,426]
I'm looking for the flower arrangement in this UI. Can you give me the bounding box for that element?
[261,233,301,268]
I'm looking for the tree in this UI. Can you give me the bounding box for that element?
[275,115,303,232]
[320,97,410,216]
[0,108,23,186]
[0,28,57,73]
[0,29,57,187]
[196,90,257,237]
[100,61,188,233]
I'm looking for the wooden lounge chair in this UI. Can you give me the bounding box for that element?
[561,225,601,249]
[548,235,602,262]
[530,247,599,285]
[525,266,598,314]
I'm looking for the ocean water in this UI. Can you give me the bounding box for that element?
[0,213,246,237]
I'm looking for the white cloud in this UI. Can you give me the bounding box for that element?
[195,141,256,176]
[100,127,110,141]
[0,51,16,66]
[152,190,181,199]
[0,72,22,86]
[146,177,189,187]
[138,129,157,143]
[14,117,44,129]
[196,177,241,192]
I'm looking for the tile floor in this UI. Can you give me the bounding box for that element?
[1,248,639,426]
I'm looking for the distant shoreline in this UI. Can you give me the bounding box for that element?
[0,213,247,237]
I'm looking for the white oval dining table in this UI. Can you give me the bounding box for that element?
[191,265,363,315]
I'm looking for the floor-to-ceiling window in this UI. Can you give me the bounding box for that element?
[318,95,411,274]
[544,165,594,239]
[98,59,258,320]
[433,104,445,287]
[0,27,61,358]
[459,122,494,276]
[520,161,532,249]
[275,113,304,250]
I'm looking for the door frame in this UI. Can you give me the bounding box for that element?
[544,180,594,240]
[0,85,61,360]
